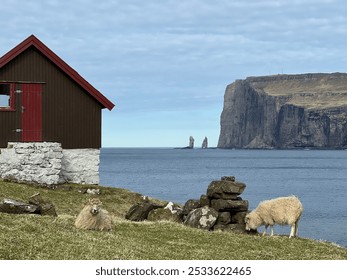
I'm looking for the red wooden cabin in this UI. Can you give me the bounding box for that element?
[0,35,114,149]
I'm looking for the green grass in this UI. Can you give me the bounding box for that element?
[251,75,347,109]
[0,180,346,260]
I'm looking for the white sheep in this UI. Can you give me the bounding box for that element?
[245,195,303,238]
[75,198,113,231]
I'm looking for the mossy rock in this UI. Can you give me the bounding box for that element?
[147,208,183,223]
[125,202,161,221]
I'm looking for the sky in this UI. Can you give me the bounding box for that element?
[1,0,347,147]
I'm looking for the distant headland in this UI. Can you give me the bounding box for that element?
[218,73,347,149]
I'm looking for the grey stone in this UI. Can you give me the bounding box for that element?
[211,199,248,212]
[199,195,210,207]
[0,198,39,214]
[231,211,248,224]
[184,206,218,230]
[28,193,57,216]
[147,208,183,223]
[207,180,246,199]
[221,176,235,182]
[125,202,162,221]
[39,203,57,216]
[182,199,201,215]
[216,212,232,225]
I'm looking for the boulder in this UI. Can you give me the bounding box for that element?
[28,193,57,216]
[184,206,218,230]
[38,203,57,216]
[215,212,232,225]
[207,180,246,199]
[147,208,183,223]
[182,199,201,215]
[125,202,162,221]
[199,195,210,207]
[221,176,235,182]
[0,198,39,214]
[231,211,248,224]
[211,199,249,212]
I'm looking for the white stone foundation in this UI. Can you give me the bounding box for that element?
[60,149,100,185]
[0,142,99,185]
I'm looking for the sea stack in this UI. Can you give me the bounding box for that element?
[189,136,194,149]
[202,137,208,149]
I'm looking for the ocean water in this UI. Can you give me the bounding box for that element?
[100,148,347,247]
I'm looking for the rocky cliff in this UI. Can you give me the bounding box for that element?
[218,73,347,149]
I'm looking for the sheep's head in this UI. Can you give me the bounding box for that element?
[244,211,261,231]
[88,198,102,215]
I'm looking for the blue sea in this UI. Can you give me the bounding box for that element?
[100,148,347,248]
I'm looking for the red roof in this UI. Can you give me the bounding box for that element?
[0,35,114,110]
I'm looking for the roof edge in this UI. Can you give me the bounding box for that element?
[0,35,115,110]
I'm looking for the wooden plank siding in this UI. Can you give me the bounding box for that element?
[0,46,102,148]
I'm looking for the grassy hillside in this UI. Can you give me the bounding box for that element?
[249,73,347,109]
[0,180,346,260]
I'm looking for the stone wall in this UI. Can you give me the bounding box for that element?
[183,176,250,233]
[125,176,256,235]
[60,149,100,185]
[0,142,99,185]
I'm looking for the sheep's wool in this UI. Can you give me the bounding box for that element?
[75,200,113,231]
[245,195,303,238]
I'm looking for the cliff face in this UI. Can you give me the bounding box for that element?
[218,73,347,149]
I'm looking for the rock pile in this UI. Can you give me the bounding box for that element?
[183,176,250,233]
[125,176,255,234]
[125,197,183,222]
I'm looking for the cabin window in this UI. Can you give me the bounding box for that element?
[0,83,14,111]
